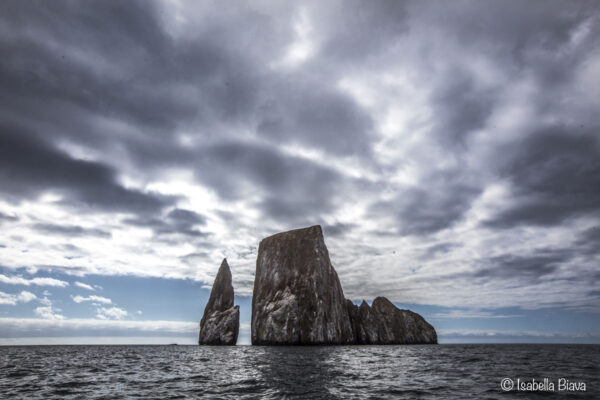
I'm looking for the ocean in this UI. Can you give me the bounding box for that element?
[1,344,598,399]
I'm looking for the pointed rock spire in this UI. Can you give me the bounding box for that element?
[198,258,239,345]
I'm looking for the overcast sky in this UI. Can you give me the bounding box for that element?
[1,0,599,344]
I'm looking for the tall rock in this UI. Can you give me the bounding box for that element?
[251,225,354,345]
[198,259,239,345]
[347,297,437,344]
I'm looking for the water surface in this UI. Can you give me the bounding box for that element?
[1,344,598,399]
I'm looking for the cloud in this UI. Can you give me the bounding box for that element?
[473,249,572,281]
[31,223,111,238]
[431,309,523,319]
[0,292,17,306]
[0,0,598,321]
[419,242,461,259]
[193,140,350,221]
[484,128,600,229]
[255,78,375,157]
[368,171,481,236]
[427,69,496,148]
[577,226,600,255]
[0,292,16,305]
[74,281,95,291]
[323,222,356,238]
[309,0,409,62]
[0,317,197,336]
[34,306,65,320]
[167,208,207,226]
[17,291,37,303]
[0,0,186,136]
[0,127,176,215]
[96,307,128,320]
[0,291,34,305]
[0,274,69,287]
[72,295,111,304]
[0,212,18,222]
[438,329,600,342]
[123,208,208,237]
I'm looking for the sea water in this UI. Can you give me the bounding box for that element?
[1,344,598,399]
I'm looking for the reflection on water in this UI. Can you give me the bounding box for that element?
[254,346,336,398]
[0,344,598,399]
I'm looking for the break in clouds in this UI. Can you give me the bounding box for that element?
[0,0,599,313]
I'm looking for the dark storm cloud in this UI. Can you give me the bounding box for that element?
[32,223,111,239]
[54,244,85,254]
[0,126,175,214]
[420,242,461,259]
[474,249,572,281]
[123,208,208,238]
[323,223,357,238]
[425,0,598,63]
[373,1,600,238]
[194,140,356,223]
[0,0,376,227]
[576,226,600,255]
[0,212,18,222]
[0,0,189,134]
[578,226,600,244]
[0,0,599,317]
[179,251,214,269]
[368,170,480,236]
[484,128,600,228]
[167,209,207,227]
[313,0,409,62]
[0,0,373,156]
[0,0,234,164]
[428,69,495,147]
[256,77,374,157]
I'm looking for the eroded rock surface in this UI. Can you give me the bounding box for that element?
[251,225,437,345]
[347,297,437,344]
[346,299,379,344]
[251,225,353,345]
[198,259,239,345]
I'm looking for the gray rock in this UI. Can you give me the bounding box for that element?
[251,225,354,345]
[198,259,239,345]
[346,299,379,344]
[250,224,437,345]
[347,297,437,344]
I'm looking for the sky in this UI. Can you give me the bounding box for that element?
[0,0,599,345]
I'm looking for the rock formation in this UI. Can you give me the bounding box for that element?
[347,297,437,344]
[251,225,437,345]
[346,299,379,344]
[251,225,354,345]
[198,258,239,345]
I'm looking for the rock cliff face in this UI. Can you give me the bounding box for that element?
[347,297,437,344]
[251,225,354,345]
[198,259,239,345]
[251,225,437,345]
[346,299,379,344]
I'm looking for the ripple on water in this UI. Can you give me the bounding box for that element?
[0,344,598,399]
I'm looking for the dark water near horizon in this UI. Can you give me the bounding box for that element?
[0,344,598,399]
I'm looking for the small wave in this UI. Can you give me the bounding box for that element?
[53,380,93,388]
[5,370,33,378]
[0,344,598,399]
